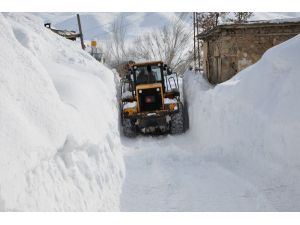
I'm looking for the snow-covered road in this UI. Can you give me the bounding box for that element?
[120,135,274,211]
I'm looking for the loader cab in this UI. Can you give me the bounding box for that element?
[123,61,180,99]
[128,61,176,89]
[130,61,165,92]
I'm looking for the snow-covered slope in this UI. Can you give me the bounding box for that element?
[184,33,300,211]
[0,13,124,211]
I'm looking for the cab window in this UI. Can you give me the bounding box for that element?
[135,65,162,84]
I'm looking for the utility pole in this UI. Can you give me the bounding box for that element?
[77,14,85,50]
[196,13,201,71]
[193,12,196,72]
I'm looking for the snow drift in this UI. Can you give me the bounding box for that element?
[0,13,124,211]
[184,34,300,211]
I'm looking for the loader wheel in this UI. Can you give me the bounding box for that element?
[123,118,137,138]
[170,103,184,134]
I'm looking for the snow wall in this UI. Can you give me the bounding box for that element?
[184,34,300,211]
[0,13,124,211]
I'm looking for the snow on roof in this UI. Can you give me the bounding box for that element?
[247,17,300,24]
[198,17,300,39]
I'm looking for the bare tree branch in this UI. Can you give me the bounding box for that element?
[230,12,254,23]
[128,14,193,74]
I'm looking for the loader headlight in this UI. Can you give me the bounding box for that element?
[139,90,142,94]
[156,88,160,92]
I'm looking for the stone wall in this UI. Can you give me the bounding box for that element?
[202,23,300,84]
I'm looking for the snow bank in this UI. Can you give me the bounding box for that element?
[184,34,300,210]
[0,13,124,211]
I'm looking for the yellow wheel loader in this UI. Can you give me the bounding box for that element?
[120,61,184,137]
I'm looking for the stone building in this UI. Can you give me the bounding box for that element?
[198,20,300,84]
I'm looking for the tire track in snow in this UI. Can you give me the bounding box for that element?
[120,135,273,211]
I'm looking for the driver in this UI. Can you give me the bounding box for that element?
[137,68,148,84]
[136,66,157,84]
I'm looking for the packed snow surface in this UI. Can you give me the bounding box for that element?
[121,34,300,211]
[121,136,272,211]
[0,13,124,211]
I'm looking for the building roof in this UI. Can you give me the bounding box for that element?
[198,18,300,40]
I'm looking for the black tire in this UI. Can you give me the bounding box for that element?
[170,103,184,134]
[123,118,137,138]
[183,100,189,131]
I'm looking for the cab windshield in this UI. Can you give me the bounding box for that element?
[135,65,162,84]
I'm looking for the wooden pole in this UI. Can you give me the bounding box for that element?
[77,14,85,50]
[193,12,196,72]
[196,13,201,71]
